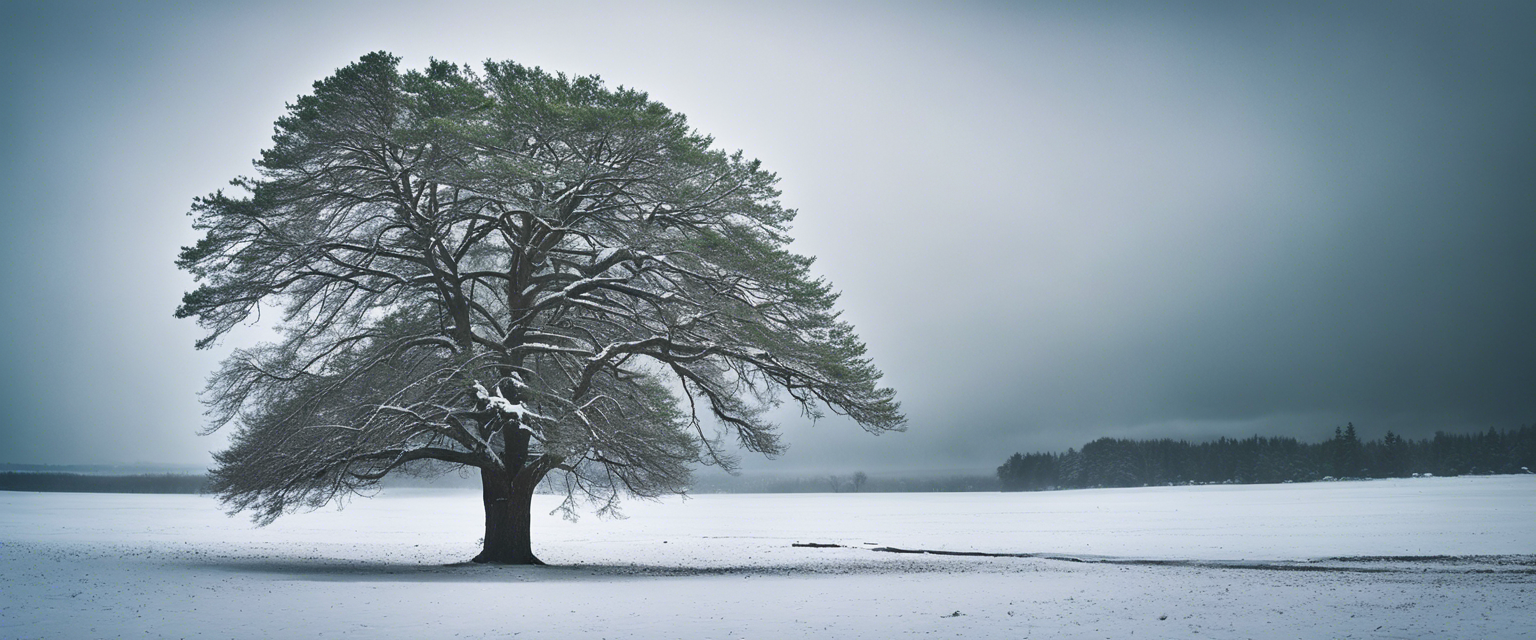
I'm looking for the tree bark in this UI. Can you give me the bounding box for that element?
[472,466,544,564]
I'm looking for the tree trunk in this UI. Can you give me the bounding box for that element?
[472,466,544,564]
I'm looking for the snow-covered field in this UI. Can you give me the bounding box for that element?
[2,476,1532,639]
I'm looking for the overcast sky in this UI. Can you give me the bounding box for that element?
[1,1,1532,473]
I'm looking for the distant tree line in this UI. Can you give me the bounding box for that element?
[0,473,209,494]
[998,424,1536,492]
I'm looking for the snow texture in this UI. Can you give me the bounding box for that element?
[1,475,1532,638]
[472,382,540,428]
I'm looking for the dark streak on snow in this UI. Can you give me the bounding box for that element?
[792,543,1536,575]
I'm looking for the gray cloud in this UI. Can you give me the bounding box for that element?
[1,1,1531,472]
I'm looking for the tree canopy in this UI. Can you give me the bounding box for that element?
[176,52,903,562]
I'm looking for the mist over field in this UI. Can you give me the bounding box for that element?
[2,1,1533,474]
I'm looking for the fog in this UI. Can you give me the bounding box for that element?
[1,1,1531,473]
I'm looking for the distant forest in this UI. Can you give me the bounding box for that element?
[998,424,1536,492]
[0,472,208,494]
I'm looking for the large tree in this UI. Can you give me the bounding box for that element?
[176,52,904,564]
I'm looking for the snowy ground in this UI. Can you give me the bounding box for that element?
[2,476,1532,639]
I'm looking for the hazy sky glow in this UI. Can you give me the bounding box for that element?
[2,1,1532,472]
